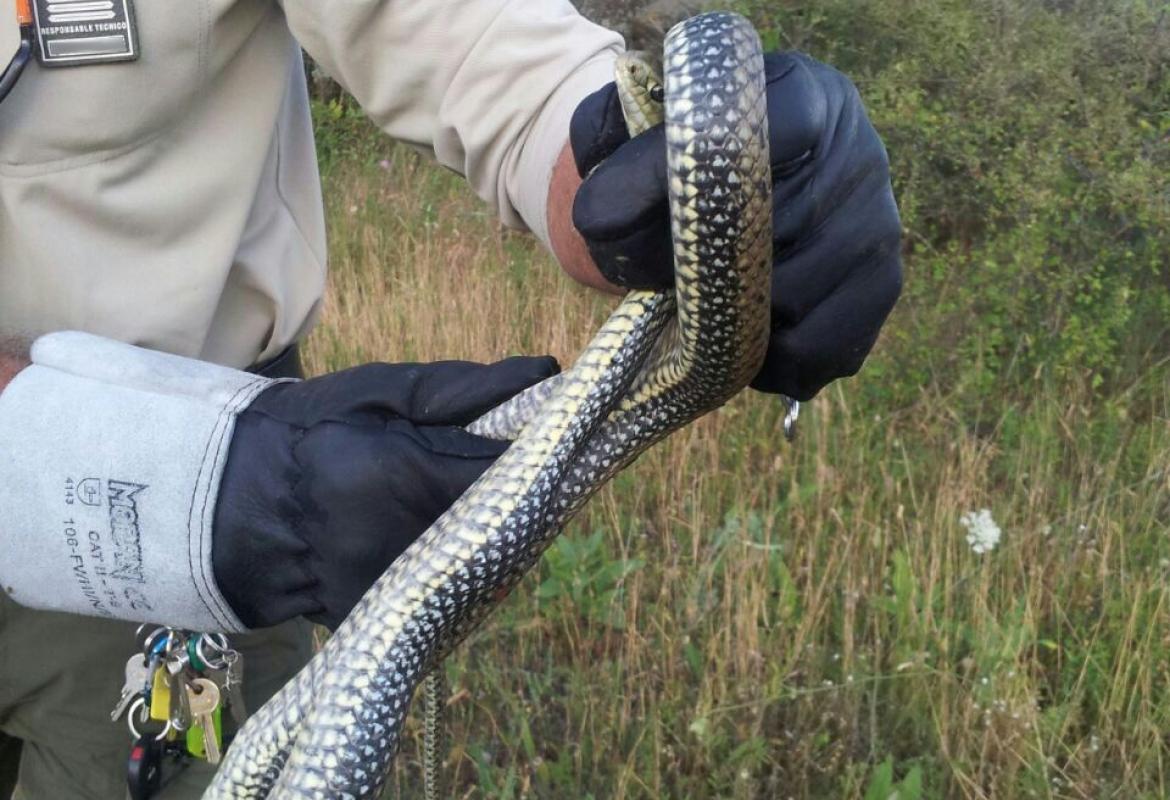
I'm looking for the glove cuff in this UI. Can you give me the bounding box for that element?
[0,332,287,632]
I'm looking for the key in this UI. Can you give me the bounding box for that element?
[200,666,243,729]
[126,733,163,800]
[111,654,151,722]
[186,678,222,764]
[168,670,193,732]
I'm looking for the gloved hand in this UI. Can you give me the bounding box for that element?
[212,357,558,630]
[570,51,903,401]
[0,332,557,633]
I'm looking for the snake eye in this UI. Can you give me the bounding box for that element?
[650,85,665,103]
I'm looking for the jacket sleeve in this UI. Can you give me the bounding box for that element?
[279,0,623,246]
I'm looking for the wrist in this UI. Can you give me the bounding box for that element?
[547,140,622,295]
[0,336,29,393]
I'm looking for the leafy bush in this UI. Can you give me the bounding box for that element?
[747,0,1169,406]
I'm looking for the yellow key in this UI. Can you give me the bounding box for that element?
[185,678,222,764]
[148,667,171,722]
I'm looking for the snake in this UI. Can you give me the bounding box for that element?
[204,11,772,798]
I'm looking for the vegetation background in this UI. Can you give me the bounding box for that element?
[303,0,1169,797]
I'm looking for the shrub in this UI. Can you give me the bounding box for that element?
[746,0,1169,407]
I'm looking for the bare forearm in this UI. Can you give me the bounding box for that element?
[0,337,29,393]
[547,141,622,295]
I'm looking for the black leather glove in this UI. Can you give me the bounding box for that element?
[570,51,903,401]
[212,357,558,629]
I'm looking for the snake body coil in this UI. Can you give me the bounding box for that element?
[205,12,771,798]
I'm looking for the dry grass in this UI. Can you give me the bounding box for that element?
[302,139,1169,799]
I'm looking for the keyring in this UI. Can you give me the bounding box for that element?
[126,697,172,742]
[148,632,172,658]
[140,626,168,655]
[201,632,230,653]
[162,629,184,657]
[195,633,231,670]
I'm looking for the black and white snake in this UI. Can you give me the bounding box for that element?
[205,12,772,798]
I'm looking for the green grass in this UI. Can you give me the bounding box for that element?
[302,2,1168,796]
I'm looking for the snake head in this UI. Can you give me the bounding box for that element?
[614,51,666,133]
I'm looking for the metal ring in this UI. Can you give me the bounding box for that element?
[195,634,231,670]
[202,632,230,653]
[126,697,172,742]
[149,635,169,658]
[140,627,169,655]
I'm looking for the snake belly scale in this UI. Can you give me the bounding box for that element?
[205,12,771,798]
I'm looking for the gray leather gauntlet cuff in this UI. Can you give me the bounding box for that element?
[0,332,284,632]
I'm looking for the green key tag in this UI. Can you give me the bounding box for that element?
[185,705,221,760]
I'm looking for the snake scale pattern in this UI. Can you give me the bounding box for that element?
[204,12,771,798]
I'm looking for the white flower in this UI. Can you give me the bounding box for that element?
[960,509,1001,554]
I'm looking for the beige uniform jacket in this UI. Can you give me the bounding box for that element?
[0,0,622,366]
